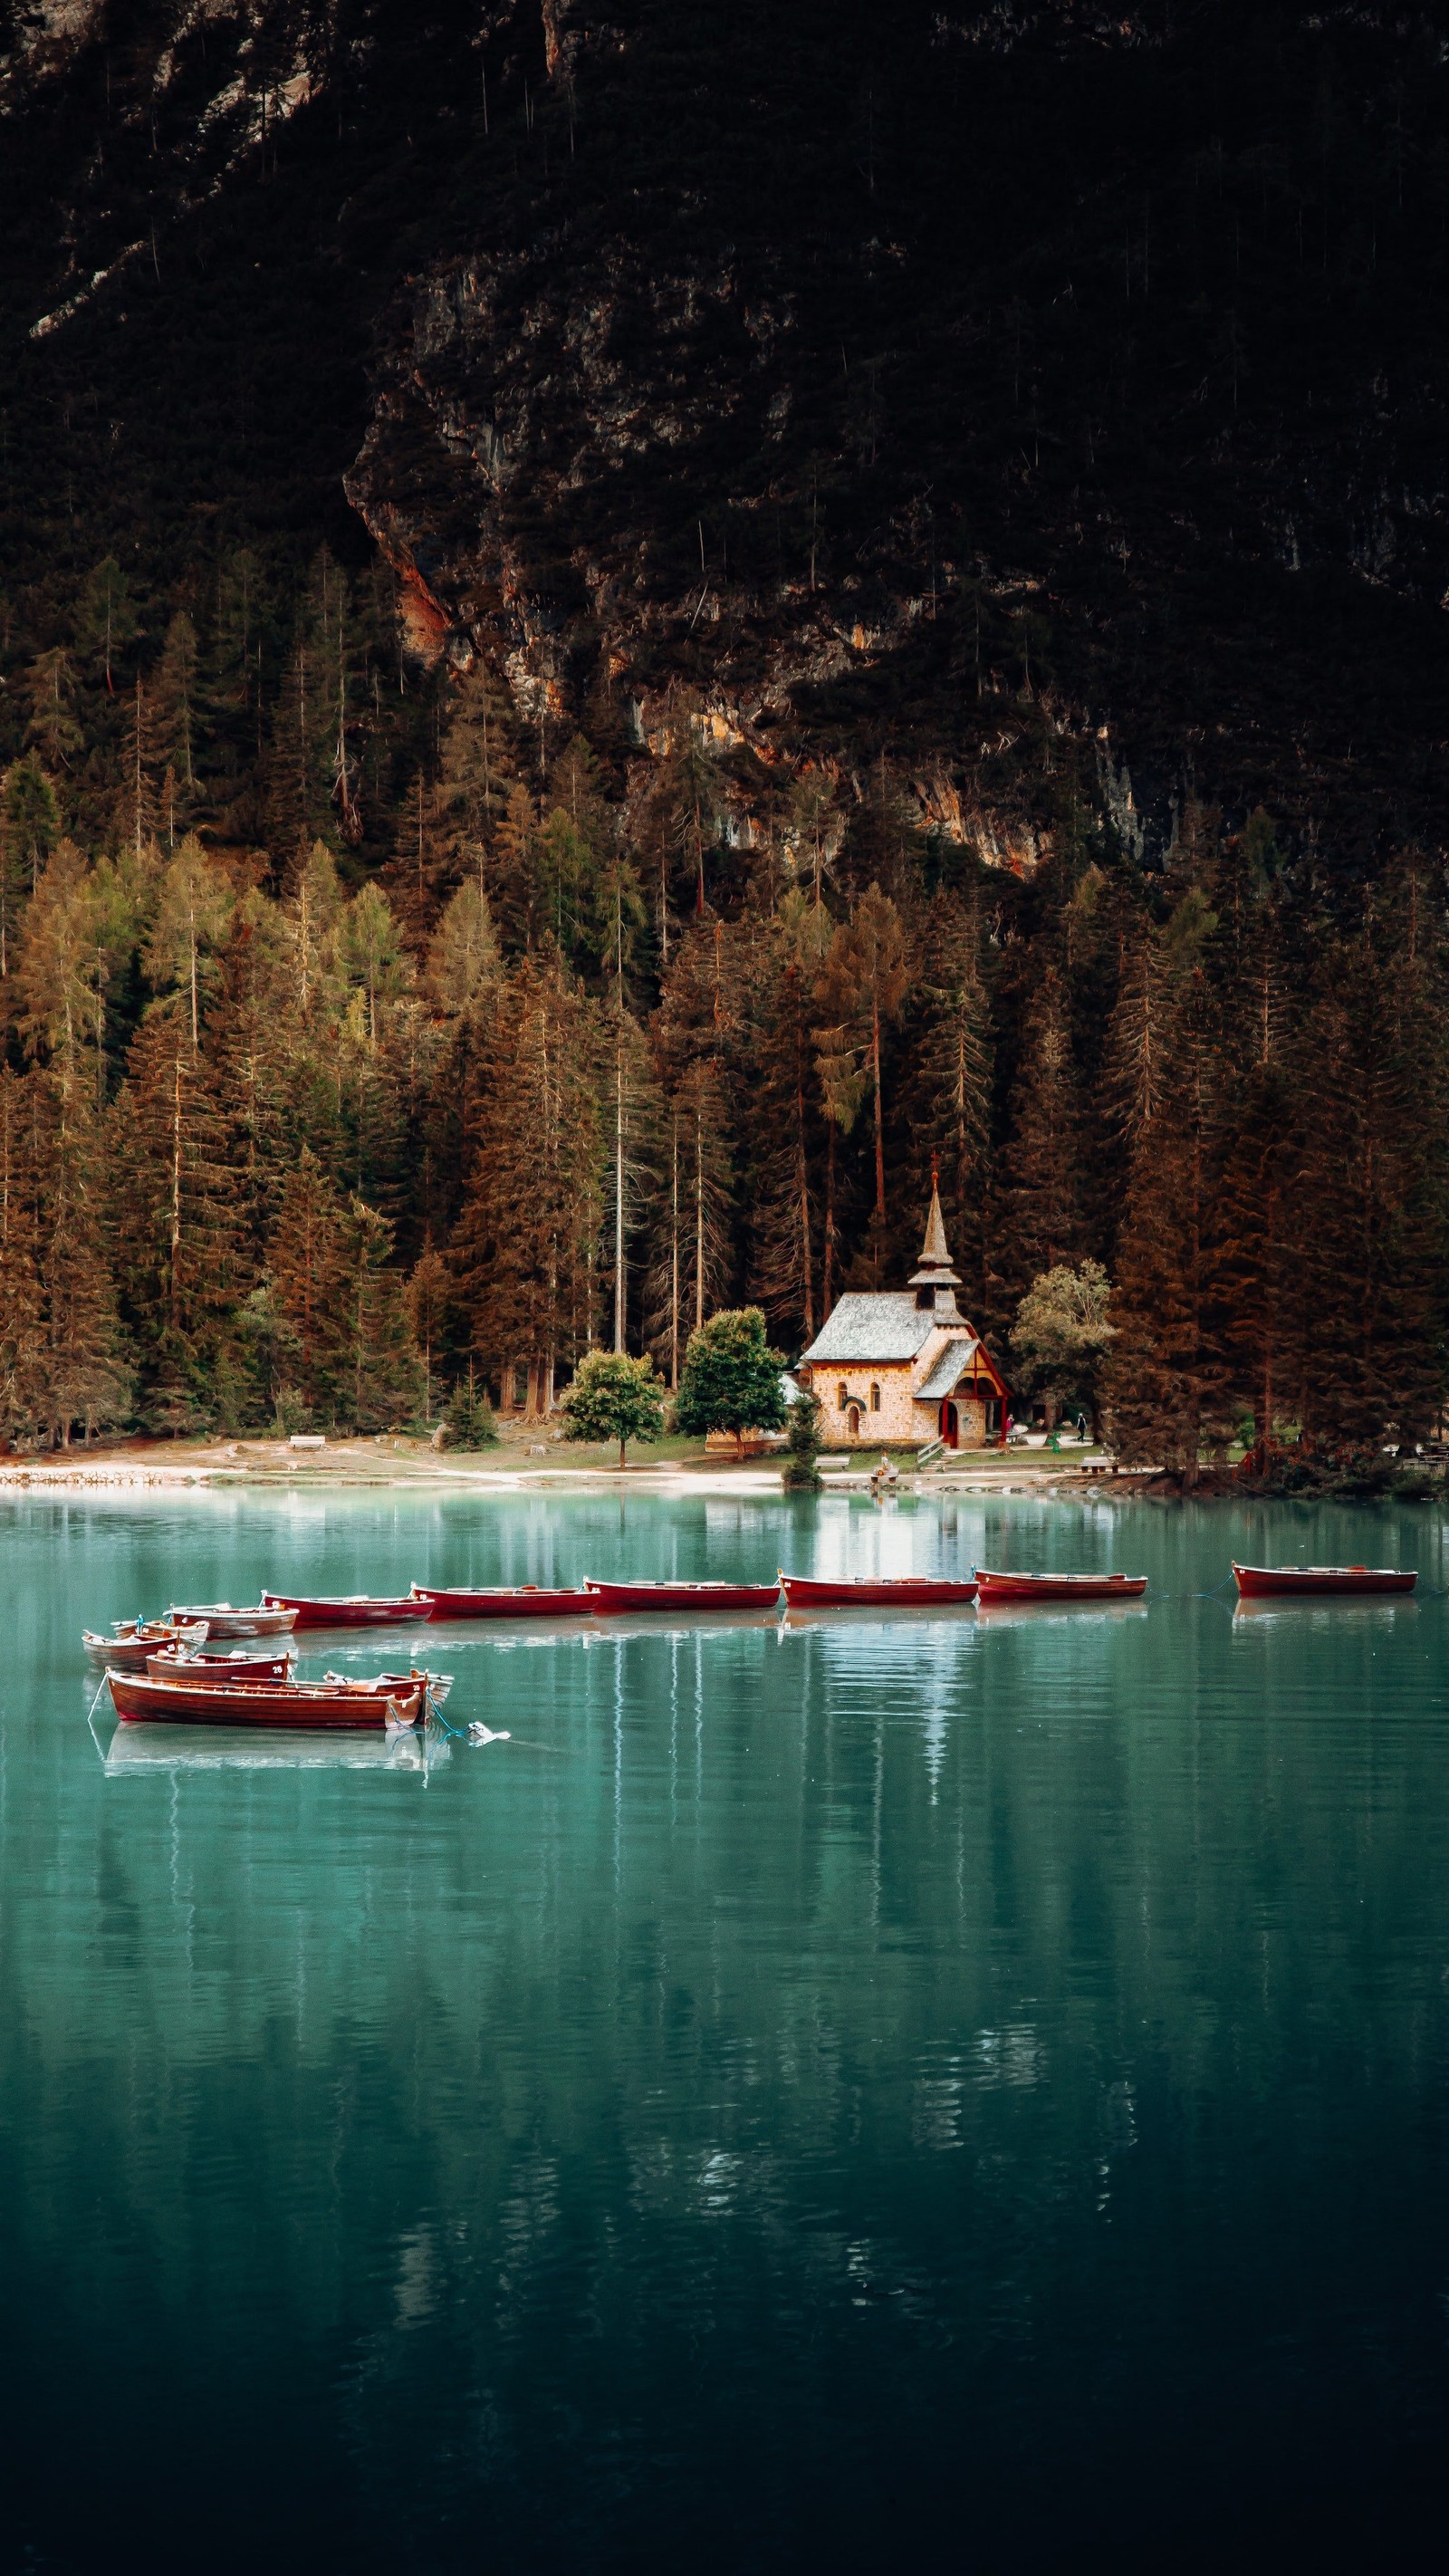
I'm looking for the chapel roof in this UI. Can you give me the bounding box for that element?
[800,1293,941,1364]
[915,1338,983,1400]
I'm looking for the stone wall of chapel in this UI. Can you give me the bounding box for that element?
[814,1366,992,1447]
[817,1366,920,1443]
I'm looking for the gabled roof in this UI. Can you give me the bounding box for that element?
[801,1294,937,1364]
[915,1338,981,1400]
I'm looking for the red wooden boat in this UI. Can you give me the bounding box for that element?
[146,1644,295,1681]
[1233,1562,1416,1599]
[107,1668,440,1729]
[583,1578,782,1613]
[778,1572,978,1609]
[410,1581,595,1619]
[261,1591,426,1629]
[169,1601,299,1639]
[83,1619,208,1668]
[974,1569,1148,1602]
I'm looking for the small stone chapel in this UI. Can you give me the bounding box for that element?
[796,1184,1009,1448]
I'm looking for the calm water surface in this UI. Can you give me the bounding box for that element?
[5,1486,1449,2571]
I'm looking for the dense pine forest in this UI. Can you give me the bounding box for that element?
[2,0,1448,1474]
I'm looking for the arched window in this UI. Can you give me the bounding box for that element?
[837,1383,848,1412]
[869,1383,881,1411]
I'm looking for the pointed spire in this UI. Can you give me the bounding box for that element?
[908,1165,962,1298]
[919,1173,950,1270]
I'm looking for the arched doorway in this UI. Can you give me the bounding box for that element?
[939,1400,960,1450]
[847,1402,863,1438]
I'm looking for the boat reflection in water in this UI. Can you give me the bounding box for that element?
[101,1719,434,1775]
[777,1602,982,1635]
[1231,1594,1418,1629]
[966,1596,1149,1633]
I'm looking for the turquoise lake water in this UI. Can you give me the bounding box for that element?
[5,1485,1449,2571]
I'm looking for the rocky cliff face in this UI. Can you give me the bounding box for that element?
[5,0,1449,871]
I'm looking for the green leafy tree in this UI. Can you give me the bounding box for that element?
[559,1349,666,1466]
[675,1305,787,1457]
[1010,1261,1116,1435]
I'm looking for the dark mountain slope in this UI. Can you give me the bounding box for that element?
[4,2,1449,868]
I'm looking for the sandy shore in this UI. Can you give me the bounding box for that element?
[0,1431,1130,1499]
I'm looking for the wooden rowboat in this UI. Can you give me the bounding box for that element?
[778,1572,978,1608]
[169,1601,299,1639]
[1232,1562,1416,1599]
[974,1569,1149,1602]
[146,1644,296,1682]
[260,1592,425,1628]
[107,1668,443,1729]
[83,1619,208,1668]
[583,1578,782,1613]
[410,1581,595,1619]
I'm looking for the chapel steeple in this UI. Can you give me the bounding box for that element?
[908,1168,962,1315]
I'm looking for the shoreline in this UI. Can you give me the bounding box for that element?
[0,1434,1141,1501]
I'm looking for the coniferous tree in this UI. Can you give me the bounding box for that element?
[116,675,160,863]
[16,839,103,1076]
[24,649,84,774]
[152,611,202,806]
[1291,912,1446,1452]
[143,837,234,1049]
[334,883,412,1050]
[747,890,831,1346]
[40,1081,131,1445]
[427,879,502,1023]
[110,1010,239,1426]
[0,1067,48,1443]
[264,1147,349,1422]
[813,883,909,1286]
[1000,964,1085,1300]
[599,1000,658,1353]
[335,1195,425,1430]
[405,1242,456,1426]
[74,559,136,698]
[451,948,602,1412]
[1213,1055,1298,1458]
[437,661,520,862]
[0,757,61,969]
[207,896,295,1274]
[1103,907,1224,1481]
[901,889,993,1318]
[647,915,742,1370]
[645,1063,734,1385]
